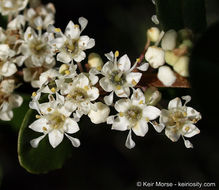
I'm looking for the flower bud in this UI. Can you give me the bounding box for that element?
[178,29,193,41]
[88,53,103,71]
[173,56,189,77]
[165,51,179,66]
[144,86,161,106]
[161,30,177,50]
[157,66,176,86]
[179,39,193,50]
[88,102,110,124]
[147,27,160,42]
[145,46,165,68]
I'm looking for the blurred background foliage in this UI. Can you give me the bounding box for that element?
[0,0,219,189]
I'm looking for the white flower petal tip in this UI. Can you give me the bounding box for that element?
[125,130,136,149]
[151,15,159,25]
[88,102,110,124]
[30,135,46,148]
[137,62,149,71]
[145,46,165,69]
[65,134,80,148]
[104,92,114,106]
[184,139,194,149]
[157,66,176,86]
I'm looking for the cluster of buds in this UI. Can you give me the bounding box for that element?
[0,0,202,150]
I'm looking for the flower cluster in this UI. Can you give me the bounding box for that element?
[0,0,202,151]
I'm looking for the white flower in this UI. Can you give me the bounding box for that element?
[48,17,95,63]
[19,27,55,67]
[147,27,160,43]
[88,102,110,124]
[29,95,80,148]
[60,73,99,120]
[0,44,17,77]
[0,0,28,15]
[145,46,165,69]
[25,3,55,30]
[7,15,25,29]
[159,96,201,148]
[157,65,176,86]
[0,79,23,121]
[107,89,161,149]
[161,29,177,51]
[100,51,144,105]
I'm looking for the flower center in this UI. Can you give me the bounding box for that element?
[48,110,66,129]
[109,70,126,86]
[64,39,79,55]
[125,105,142,124]
[69,87,88,102]
[168,108,187,128]
[30,39,47,56]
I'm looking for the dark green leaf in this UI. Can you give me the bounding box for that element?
[18,108,73,174]
[155,0,184,31]
[155,0,206,33]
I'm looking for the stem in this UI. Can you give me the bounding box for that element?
[77,62,84,73]
[137,39,151,65]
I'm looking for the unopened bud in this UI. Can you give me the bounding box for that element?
[161,30,177,50]
[147,27,160,42]
[145,46,165,68]
[178,29,193,41]
[88,102,110,124]
[158,66,176,86]
[88,53,103,71]
[173,56,189,77]
[165,51,179,66]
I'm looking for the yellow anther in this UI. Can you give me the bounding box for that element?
[185,126,190,132]
[35,115,41,119]
[136,58,140,63]
[116,85,121,90]
[119,112,124,117]
[139,100,143,105]
[32,92,37,97]
[183,112,187,117]
[145,117,150,122]
[55,28,61,32]
[74,24,79,28]
[47,108,52,112]
[67,94,72,98]
[42,126,47,131]
[132,79,137,86]
[97,65,102,71]
[65,70,70,75]
[28,33,32,38]
[115,50,119,57]
[37,26,42,31]
[84,85,89,91]
[51,87,56,93]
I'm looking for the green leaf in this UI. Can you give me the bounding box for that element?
[0,13,7,29]
[18,108,74,174]
[155,0,206,33]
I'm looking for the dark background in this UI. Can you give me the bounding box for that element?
[0,0,219,189]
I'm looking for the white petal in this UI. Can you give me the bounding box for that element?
[184,139,193,148]
[117,54,131,72]
[182,95,191,105]
[137,62,149,71]
[165,128,180,142]
[182,124,200,138]
[101,61,114,76]
[125,130,135,149]
[107,115,115,124]
[151,15,159,25]
[57,52,72,63]
[145,46,165,68]
[150,122,165,133]
[74,51,86,62]
[1,62,17,77]
[48,130,64,148]
[29,118,48,133]
[132,120,148,137]
[126,72,142,87]
[104,91,114,105]
[112,116,128,131]
[0,111,13,121]
[105,51,114,61]
[65,134,80,147]
[9,94,23,108]
[186,107,201,120]
[78,17,88,32]
[131,88,145,105]
[168,97,182,110]
[161,30,177,51]
[157,66,176,86]
[87,87,99,101]
[114,99,131,112]
[99,77,113,92]
[63,118,79,134]
[65,20,80,39]
[143,106,161,120]
[89,73,99,85]
[30,135,46,148]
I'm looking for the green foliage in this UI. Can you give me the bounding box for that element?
[155,0,206,33]
[17,108,73,174]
